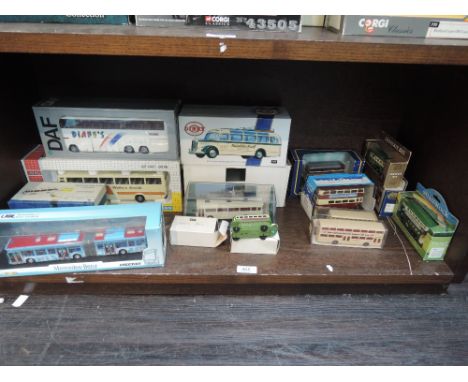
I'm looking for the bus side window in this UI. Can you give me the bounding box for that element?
[245,134,256,143]
[96,243,104,250]
[136,239,145,246]
[84,178,98,183]
[230,133,243,142]
[116,241,127,248]
[270,136,279,144]
[128,240,135,247]
[22,250,33,256]
[36,249,46,255]
[116,178,129,185]
[99,178,114,184]
[131,178,144,185]
[47,249,56,254]
[146,178,161,185]
[67,177,83,183]
[219,133,229,141]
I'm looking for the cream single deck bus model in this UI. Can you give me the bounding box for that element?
[311,209,387,248]
[195,198,264,220]
[189,128,281,159]
[60,116,169,154]
[57,171,169,203]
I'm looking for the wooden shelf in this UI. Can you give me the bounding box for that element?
[0,23,467,65]
[0,200,453,291]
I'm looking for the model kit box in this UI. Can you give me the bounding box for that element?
[186,16,302,32]
[363,133,411,189]
[33,98,179,160]
[184,182,276,221]
[170,216,228,247]
[325,15,468,39]
[179,105,291,168]
[288,149,364,197]
[21,145,183,212]
[301,173,376,220]
[310,208,387,249]
[8,182,107,209]
[182,162,291,207]
[0,202,166,278]
[392,183,459,261]
[375,178,407,217]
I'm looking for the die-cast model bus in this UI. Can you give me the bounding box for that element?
[195,198,264,220]
[4,227,147,265]
[189,128,281,159]
[57,170,169,203]
[366,147,389,175]
[312,209,386,248]
[230,214,278,240]
[302,161,346,182]
[59,116,169,154]
[314,186,365,208]
[396,197,438,245]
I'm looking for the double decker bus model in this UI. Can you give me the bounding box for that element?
[189,128,281,159]
[366,147,389,175]
[60,116,169,154]
[4,227,147,265]
[195,198,264,220]
[58,171,169,203]
[230,214,278,241]
[314,186,365,208]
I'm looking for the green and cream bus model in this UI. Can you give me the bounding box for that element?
[230,214,278,240]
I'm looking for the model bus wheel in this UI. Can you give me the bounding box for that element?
[254,149,265,159]
[363,242,369,247]
[124,145,135,153]
[195,153,205,158]
[232,237,240,241]
[26,258,35,264]
[119,249,127,255]
[135,195,145,203]
[233,226,240,232]
[73,254,81,259]
[206,147,219,158]
[332,240,339,245]
[69,144,79,153]
[260,235,267,240]
[260,225,268,232]
[139,146,149,154]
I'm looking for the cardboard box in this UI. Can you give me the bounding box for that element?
[170,216,228,247]
[178,105,291,168]
[0,202,166,278]
[21,145,183,212]
[375,178,407,217]
[363,133,411,189]
[288,149,364,197]
[8,182,107,209]
[135,15,187,27]
[33,98,179,160]
[392,183,459,261]
[186,16,302,32]
[182,162,291,207]
[230,232,280,255]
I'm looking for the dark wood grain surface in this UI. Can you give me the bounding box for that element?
[0,279,466,365]
[0,24,467,65]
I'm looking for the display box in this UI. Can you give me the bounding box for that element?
[8,182,107,209]
[184,182,276,221]
[310,208,387,249]
[185,16,302,32]
[178,105,291,168]
[0,202,166,278]
[230,232,280,255]
[33,98,180,160]
[288,148,364,197]
[135,15,187,27]
[375,178,407,217]
[363,133,411,189]
[182,162,291,207]
[21,145,182,212]
[392,183,459,261]
[301,173,376,220]
[170,216,228,247]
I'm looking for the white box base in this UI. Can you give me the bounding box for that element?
[170,216,228,247]
[230,232,280,255]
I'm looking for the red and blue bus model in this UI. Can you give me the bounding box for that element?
[94,227,147,256]
[5,232,86,265]
[4,227,147,265]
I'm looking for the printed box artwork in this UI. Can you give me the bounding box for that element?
[288,149,364,197]
[392,183,459,261]
[182,162,291,207]
[135,15,187,27]
[8,182,107,209]
[374,178,407,217]
[21,146,183,212]
[178,105,291,168]
[0,202,166,278]
[185,15,302,32]
[33,98,180,160]
[363,133,411,189]
[0,15,129,25]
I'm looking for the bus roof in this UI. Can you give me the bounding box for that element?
[58,171,165,178]
[94,227,145,242]
[324,208,378,222]
[233,214,270,221]
[6,232,84,250]
[316,218,386,232]
[207,128,278,136]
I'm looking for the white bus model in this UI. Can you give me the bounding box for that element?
[57,170,169,203]
[189,128,281,159]
[195,198,264,220]
[311,209,387,248]
[59,116,169,154]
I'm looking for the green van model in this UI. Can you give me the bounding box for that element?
[230,214,278,241]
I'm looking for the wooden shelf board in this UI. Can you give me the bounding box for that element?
[0,24,467,65]
[0,200,453,288]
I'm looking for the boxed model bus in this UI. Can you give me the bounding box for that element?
[0,202,166,278]
[33,98,180,160]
